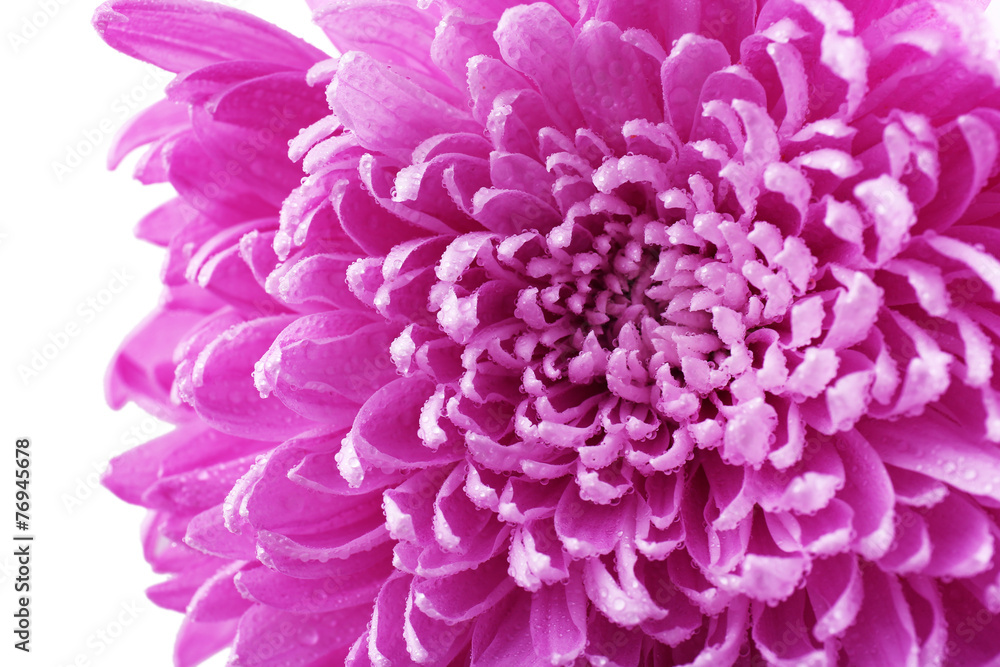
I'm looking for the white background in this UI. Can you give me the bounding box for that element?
[0,2,328,666]
[4,1,1000,667]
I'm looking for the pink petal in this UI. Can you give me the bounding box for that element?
[920,491,994,578]
[186,561,252,622]
[329,51,478,162]
[185,504,257,560]
[842,567,919,666]
[105,305,205,422]
[806,552,863,641]
[529,578,587,665]
[470,589,545,666]
[661,35,730,142]
[571,21,662,143]
[167,133,278,220]
[256,311,397,421]
[834,430,896,559]
[235,558,392,614]
[174,616,238,667]
[174,313,318,440]
[94,0,324,73]
[349,376,465,469]
[752,589,827,666]
[861,414,1000,503]
[554,483,631,558]
[109,97,190,169]
[312,0,438,73]
[412,553,514,622]
[229,605,366,666]
[493,3,582,130]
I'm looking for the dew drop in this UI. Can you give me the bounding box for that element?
[297,627,320,646]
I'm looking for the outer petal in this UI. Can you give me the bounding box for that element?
[94,0,324,72]
[174,314,318,440]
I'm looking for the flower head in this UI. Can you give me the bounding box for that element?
[99,0,1000,664]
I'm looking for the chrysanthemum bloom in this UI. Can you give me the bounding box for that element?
[98,0,1000,664]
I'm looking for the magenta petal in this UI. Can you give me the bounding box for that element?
[493,3,582,130]
[878,505,931,574]
[167,60,297,105]
[175,313,318,440]
[368,573,419,666]
[919,492,994,578]
[842,567,919,666]
[143,510,208,573]
[312,0,438,73]
[103,425,193,505]
[431,10,503,85]
[844,0,987,34]
[471,589,545,666]
[208,71,328,130]
[805,552,863,641]
[186,561,252,622]
[571,21,663,142]
[662,35,730,143]
[235,557,391,614]
[174,615,238,667]
[918,113,999,232]
[467,55,533,126]
[106,305,205,422]
[554,484,631,558]
[471,188,562,235]
[861,415,1000,503]
[904,576,948,667]
[185,504,257,560]
[752,589,827,665]
[834,430,895,559]
[290,449,407,497]
[412,554,514,622]
[134,197,196,247]
[257,312,398,415]
[94,0,324,73]
[673,597,749,666]
[529,579,587,664]
[586,609,643,666]
[110,97,190,169]
[243,442,388,548]
[402,587,472,665]
[229,604,367,666]
[269,252,361,310]
[167,133,277,220]
[940,579,1000,665]
[142,451,257,512]
[350,376,465,469]
[147,558,223,612]
[329,51,478,162]
[339,169,427,255]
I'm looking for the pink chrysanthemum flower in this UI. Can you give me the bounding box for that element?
[98,0,1000,664]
